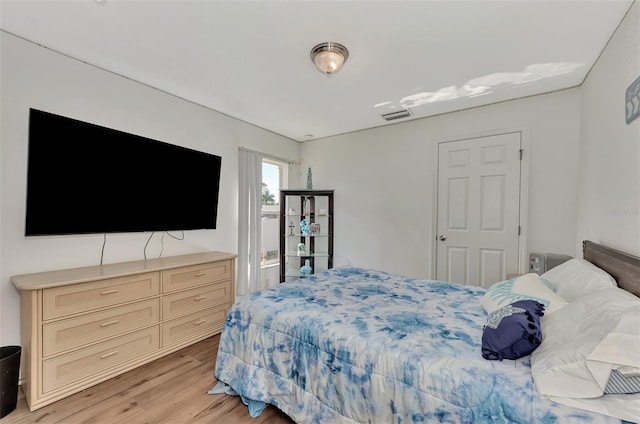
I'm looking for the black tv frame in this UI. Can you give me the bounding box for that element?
[25,109,222,236]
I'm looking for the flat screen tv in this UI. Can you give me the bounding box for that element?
[25,108,222,236]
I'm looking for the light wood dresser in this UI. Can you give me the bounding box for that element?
[11,251,236,411]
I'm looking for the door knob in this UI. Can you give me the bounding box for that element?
[439,235,446,241]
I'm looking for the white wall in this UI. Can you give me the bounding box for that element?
[301,89,582,279]
[577,1,640,256]
[0,32,300,347]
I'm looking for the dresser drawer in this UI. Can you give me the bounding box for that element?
[162,260,231,293]
[162,304,228,347]
[43,299,160,357]
[42,326,159,393]
[162,280,231,320]
[42,272,160,320]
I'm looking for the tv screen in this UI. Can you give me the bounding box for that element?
[25,108,222,236]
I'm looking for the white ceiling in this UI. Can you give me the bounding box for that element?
[0,0,633,142]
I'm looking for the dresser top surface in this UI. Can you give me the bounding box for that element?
[12,251,236,290]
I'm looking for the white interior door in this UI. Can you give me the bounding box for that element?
[436,132,521,287]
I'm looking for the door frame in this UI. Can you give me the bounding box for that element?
[430,127,530,281]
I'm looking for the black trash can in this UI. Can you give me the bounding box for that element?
[0,346,21,419]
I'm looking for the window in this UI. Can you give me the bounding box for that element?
[261,158,287,267]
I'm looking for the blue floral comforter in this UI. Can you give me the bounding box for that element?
[215,267,621,423]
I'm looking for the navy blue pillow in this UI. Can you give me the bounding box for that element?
[482,299,545,361]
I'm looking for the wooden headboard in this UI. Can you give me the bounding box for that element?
[583,240,640,297]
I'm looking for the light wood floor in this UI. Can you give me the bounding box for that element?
[1,334,294,424]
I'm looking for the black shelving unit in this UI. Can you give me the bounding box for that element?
[279,189,334,283]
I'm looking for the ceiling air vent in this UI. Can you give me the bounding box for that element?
[380,109,412,121]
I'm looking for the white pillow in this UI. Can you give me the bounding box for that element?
[540,259,616,301]
[480,273,568,315]
[530,288,640,422]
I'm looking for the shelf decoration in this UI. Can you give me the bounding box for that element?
[300,259,312,277]
[303,198,311,216]
[297,243,306,255]
[306,167,313,189]
[310,223,321,234]
[288,221,295,235]
[300,218,311,236]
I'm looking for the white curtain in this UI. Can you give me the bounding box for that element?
[237,150,263,296]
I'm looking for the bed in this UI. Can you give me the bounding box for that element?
[214,241,640,423]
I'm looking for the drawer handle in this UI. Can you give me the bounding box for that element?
[100,319,120,327]
[194,295,207,301]
[194,319,207,325]
[100,289,119,295]
[194,272,207,277]
[100,350,119,359]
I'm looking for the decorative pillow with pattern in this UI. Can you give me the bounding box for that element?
[481,299,545,361]
[480,273,568,315]
[604,367,640,394]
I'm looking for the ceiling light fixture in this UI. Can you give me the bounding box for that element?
[310,42,349,76]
